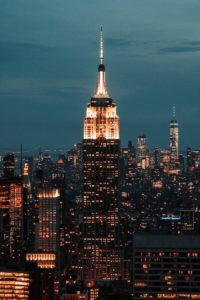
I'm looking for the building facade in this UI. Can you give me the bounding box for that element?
[0,269,31,299]
[133,234,200,299]
[80,29,121,280]
[37,188,60,252]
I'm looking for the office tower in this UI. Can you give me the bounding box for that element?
[133,234,200,299]
[67,143,83,185]
[0,269,31,299]
[187,147,192,172]
[169,105,179,160]
[35,153,53,188]
[80,28,121,280]
[0,179,10,263]
[120,143,137,282]
[0,176,24,263]
[137,135,146,159]
[3,153,15,178]
[187,148,200,172]
[52,155,67,187]
[23,162,31,190]
[121,142,136,187]
[137,135,149,169]
[160,150,170,173]
[9,177,23,262]
[37,188,60,252]
[29,188,60,300]
[0,154,24,262]
[150,147,159,168]
[26,252,57,299]
[23,161,32,254]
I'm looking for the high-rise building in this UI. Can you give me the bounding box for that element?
[9,178,23,262]
[169,105,179,161]
[29,188,60,300]
[160,150,170,173]
[0,176,24,263]
[0,179,10,263]
[133,234,200,300]
[3,153,15,178]
[187,148,200,172]
[0,269,31,299]
[37,188,60,252]
[80,28,121,280]
[137,135,149,169]
[67,143,83,185]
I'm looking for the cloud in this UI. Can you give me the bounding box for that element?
[0,77,88,101]
[158,46,200,54]
[183,41,200,46]
[0,40,52,62]
[158,40,200,54]
[105,38,132,48]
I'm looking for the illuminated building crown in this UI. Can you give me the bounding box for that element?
[84,28,120,140]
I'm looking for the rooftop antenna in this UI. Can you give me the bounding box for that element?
[173,104,176,120]
[100,26,104,65]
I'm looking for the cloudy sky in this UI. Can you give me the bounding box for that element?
[1,0,200,151]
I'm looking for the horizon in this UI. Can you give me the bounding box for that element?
[1,0,200,149]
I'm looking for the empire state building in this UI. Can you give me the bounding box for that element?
[80,29,121,280]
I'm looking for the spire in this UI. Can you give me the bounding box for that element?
[93,27,109,98]
[100,26,104,65]
[173,104,176,120]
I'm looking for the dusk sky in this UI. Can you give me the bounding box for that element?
[1,0,200,151]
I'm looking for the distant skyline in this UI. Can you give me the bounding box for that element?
[1,0,200,150]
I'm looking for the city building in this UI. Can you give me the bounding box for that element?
[187,148,200,172]
[0,269,31,299]
[62,291,88,300]
[160,150,170,173]
[30,188,61,300]
[137,135,149,169]
[37,188,60,252]
[3,153,15,178]
[133,233,200,299]
[26,251,58,300]
[26,252,56,269]
[80,28,121,280]
[0,174,24,263]
[9,177,23,262]
[0,178,10,263]
[169,105,179,161]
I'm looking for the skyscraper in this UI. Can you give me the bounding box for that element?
[27,188,60,300]
[80,28,121,280]
[169,105,179,161]
[0,154,24,263]
[9,178,23,262]
[137,135,149,169]
[37,188,60,252]
[3,154,15,178]
[0,179,10,263]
